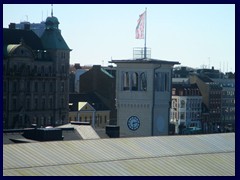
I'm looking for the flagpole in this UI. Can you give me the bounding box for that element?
[144,7,147,59]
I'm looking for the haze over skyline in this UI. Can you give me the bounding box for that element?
[3,4,235,72]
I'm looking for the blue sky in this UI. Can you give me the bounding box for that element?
[3,4,235,72]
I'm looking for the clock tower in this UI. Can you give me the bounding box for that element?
[111,58,179,137]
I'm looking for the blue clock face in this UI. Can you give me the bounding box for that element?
[127,116,140,131]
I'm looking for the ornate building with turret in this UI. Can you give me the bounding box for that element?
[3,13,71,129]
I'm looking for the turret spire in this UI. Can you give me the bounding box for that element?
[51,4,53,17]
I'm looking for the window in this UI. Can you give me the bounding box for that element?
[61,82,64,92]
[131,72,138,91]
[123,72,130,90]
[42,98,45,110]
[155,72,170,92]
[37,51,42,59]
[49,98,53,109]
[3,98,7,111]
[104,116,107,123]
[180,100,185,108]
[42,82,45,92]
[3,64,6,74]
[34,65,37,73]
[13,64,17,72]
[13,81,17,92]
[26,98,30,110]
[34,98,38,110]
[26,81,30,92]
[61,98,64,108]
[140,72,147,91]
[172,88,176,95]
[12,99,17,111]
[4,81,7,92]
[34,82,38,92]
[49,66,52,74]
[49,82,53,92]
[165,73,169,91]
[180,112,185,120]
[122,71,147,91]
[41,66,44,74]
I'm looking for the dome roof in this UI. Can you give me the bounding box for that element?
[45,16,59,29]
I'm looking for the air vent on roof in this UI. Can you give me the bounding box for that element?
[70,121,90,125]
[106,125,119,138]
[9,23,16,29]
[23,128,63,141]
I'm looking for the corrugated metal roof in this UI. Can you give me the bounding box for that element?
[3,133,235,176]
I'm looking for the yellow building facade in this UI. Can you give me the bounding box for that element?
[69,102,110,128]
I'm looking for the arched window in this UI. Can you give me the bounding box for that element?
[140,72,147,91]
[123,72,130,90]
[131,72,138,91]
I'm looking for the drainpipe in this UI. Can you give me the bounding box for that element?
[168,68,173,135]
[92,110,96,129]
[77,111,80,122]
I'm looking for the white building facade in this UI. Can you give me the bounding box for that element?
[171,96,202,128]
[111,59,179,137]
[170,84,202,132]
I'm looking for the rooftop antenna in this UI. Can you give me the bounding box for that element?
[219,61,221,72]
[208,57,210,69]
[226,61,228,72]
[223,61,225,73]
[26,15,28,22]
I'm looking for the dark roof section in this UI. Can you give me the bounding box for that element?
[172,83,202,96]
[3,28,44,50]
[110,58,180,65]
[3,128,83,144]
[41,29,71,50]
[172,83,199,89]
[197,75,214,83]
[69,93,110,111]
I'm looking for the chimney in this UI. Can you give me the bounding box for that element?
[9,23,16,29]
[74,63,81,69]
[93,65,101,69]
[24,23,30,30]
